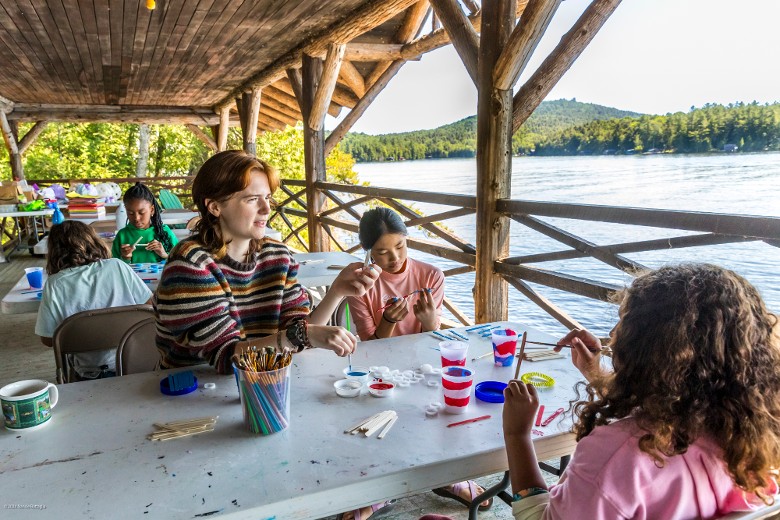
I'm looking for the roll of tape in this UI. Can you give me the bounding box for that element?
[520,371,555,388]
[203,382,216,389]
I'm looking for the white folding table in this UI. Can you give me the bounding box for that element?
[0,321,580,519]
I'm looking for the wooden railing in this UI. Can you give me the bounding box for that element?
[270,180,780,329]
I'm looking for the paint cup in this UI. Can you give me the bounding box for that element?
[441,367,473,414]
[234,363,291,435]
[368,380,395,398]
[439,341,469,367]
[24,267,44,290]
[1,379,59,430]
[492,329,518,366]
[343,366,370,385]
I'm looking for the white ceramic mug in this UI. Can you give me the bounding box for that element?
[0,379,59,430]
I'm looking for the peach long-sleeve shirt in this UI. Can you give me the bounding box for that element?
[347,257,444,340]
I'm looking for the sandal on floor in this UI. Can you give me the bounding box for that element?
[336,499,397,520]
[432,480,493,511]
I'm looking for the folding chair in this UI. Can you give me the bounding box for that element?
[52,304,154,383]
[116,317,159,376]
[158,189,184,210]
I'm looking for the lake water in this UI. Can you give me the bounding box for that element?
[353,153,780,337]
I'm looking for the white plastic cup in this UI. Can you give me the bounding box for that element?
[441,366,473,414]
[439,340,469,367]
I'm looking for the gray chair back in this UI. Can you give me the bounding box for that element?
[52,304,154,383]
[116,317,160,376]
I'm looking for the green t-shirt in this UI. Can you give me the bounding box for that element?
[112,224,179,263]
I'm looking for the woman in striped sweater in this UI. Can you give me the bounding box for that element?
[155,150,380,374]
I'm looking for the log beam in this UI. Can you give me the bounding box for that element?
[186,124,218,151]
[18,121,48,155]
[512,0,622,132]
[474,0,515,323]
[262,93,303,121]
[401,2,529,60]
[494,0,563,90]
[365,0,427,89]
[5,105,231,125]
[338,60,366,98]
[261,104,298,128]
[429,0,480,85]
[300,54,330,252]
[214,0,418,110]
[325,60,406,155]
[308,43,346,129]
[273,78,344,116]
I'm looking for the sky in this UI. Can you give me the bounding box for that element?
[326,0,780,135]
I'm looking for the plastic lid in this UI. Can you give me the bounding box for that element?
[475,381,508,403]
[160,374,198,396]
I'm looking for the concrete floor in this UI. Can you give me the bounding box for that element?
[0,252,560,520]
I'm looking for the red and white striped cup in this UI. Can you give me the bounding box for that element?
[441,366,474,414]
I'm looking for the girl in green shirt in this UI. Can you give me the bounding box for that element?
[113,183,178,263]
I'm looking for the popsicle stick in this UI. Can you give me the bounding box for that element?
[365,413,396,437]
[376,415,398,439]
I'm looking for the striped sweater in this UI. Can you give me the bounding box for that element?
[155,239,309,374]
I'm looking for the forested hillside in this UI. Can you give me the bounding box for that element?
[534,102,780,155]
[340,99,641,162]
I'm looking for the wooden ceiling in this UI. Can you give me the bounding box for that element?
[0,0,477,130]
[0,1,398,105]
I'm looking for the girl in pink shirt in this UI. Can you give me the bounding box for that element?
[499,264,780,519]
[347,207,445,340]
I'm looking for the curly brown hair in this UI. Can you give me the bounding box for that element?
[46,220,110,275]
[573,263,780,503]
[191,150,279,260]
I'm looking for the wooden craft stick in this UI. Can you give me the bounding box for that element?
[447,415,491,428]
[514,331,528,379]
[376,415,398,439]
[132,236,143,248]
[364,412,396,437]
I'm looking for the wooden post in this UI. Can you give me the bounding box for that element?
[474,0,515,323]
[217,106,230,151]
[300,54,330,253]
[237,89,261,156]
[0,111,23,180]
[136,123,150,177]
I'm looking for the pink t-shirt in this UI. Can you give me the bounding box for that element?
[347,257,444,340]
[534,418,778,520]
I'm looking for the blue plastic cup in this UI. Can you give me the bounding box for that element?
[24,267,44,290]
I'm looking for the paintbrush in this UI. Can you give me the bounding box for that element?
[526,340,610,355]
[345,301,353,372]
[514,331,528,379]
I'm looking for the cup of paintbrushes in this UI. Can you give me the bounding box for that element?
[233,362,291,435]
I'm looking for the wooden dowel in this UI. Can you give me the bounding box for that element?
[514,331,528,380]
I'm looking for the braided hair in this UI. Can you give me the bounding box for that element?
[123,182,174,252]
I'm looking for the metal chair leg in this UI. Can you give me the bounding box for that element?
[467,471,513,520]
